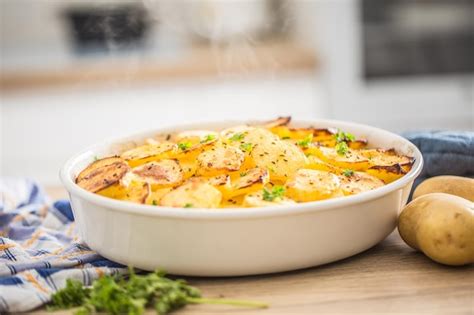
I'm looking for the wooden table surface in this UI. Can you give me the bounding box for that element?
[33,187,474,315]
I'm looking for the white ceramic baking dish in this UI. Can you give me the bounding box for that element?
[60,119,423,276]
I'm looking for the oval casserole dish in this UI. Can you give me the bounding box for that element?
[60,119,423,276]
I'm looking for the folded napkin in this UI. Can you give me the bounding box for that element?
[403,130,474,189]
[0,178,126,313]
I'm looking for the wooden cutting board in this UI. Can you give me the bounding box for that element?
[32,187,474,314]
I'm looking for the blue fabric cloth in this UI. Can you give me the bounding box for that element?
[0,178,126,313]
[403,131,474,189]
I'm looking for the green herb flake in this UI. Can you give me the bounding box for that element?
[334,130,355,143]
[184,203,193,208]
[200,134,216,143]
[281,136,290,140]
[178,142,192,151]
[262,186,286,202]
[229,132,245,142]
[239,143,253,152]
[336,141,349,156]
[297,134,313,148]
[152,200,158,206]
[342,169,354,177]
[240,172,247,177]
[48,268,267,315]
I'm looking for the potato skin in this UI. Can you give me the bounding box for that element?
[413,176,474,202]
[398,193,474,266]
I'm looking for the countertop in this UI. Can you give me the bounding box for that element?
[34,187,474,314]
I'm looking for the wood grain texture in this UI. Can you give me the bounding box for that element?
[31,187,474,315]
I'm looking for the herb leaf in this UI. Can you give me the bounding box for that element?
[184,203,193,208]
[342,169,354,177]
[48,269,267,315]
[229,132,245,142]
[262,186,286,201]
[239,143,253,152]
[177,142,191,151]
[297,134,313,148]
[335,141,349,156]
[200,134,216,143]
[334,130,355,143]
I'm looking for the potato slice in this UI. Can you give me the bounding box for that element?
[98,181,150,204]
[160,181,222,208]
[360,148,414,171]
[121,142,175,167]
[366,164,407,184]
[220,125,255,140]
[197,145,245,176]
[226,167,269,198]
[76,157,130,193]
[339,171,384,195]
[245,128,307,181]
[242,191,296,207]
[146,187,173,205]
[309,146,370,171]
[306,154,343,173]
[123,159,183,189]
[318,138,368,149]
[285,169,343,202]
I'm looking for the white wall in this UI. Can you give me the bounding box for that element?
[1,74,326,185]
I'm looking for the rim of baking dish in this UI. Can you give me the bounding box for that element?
[60,119,423,219]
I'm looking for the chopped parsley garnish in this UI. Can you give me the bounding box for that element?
[200,134,216,143]
[184,203,193,208]
[297,134,313,148]
[342,169,354,177]
[240,172,247,177]
[152,200,158,206]
[281,136,290,140]
[239,143,253,152]
[262,186,285,202]
[178,142,192,151]
[336,141,349,156]
[47,268,267,315]
[334,130,355,143]
[229,132,245,142]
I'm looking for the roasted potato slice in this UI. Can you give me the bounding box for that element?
[123,159,183,189]
[318,138,368,149]
[339,171,384,195]
[196,145,245,176]
[285,169,343,202]
[309,146,370,171]
[242,191,296,207]
[160,181,222,208]
[244,128,307,181]
[97,181,150,204]
[360,148,414,171]
[366,164,407,184]
[76,157,130,193]
[121,142,175,167]
[226,167,269,198]
[306,154,343,173]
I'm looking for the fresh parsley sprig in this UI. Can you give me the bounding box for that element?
[262,186,286,202]
[48,269,268,315]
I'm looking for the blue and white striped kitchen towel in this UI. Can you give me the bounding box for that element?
[0,177,126,313]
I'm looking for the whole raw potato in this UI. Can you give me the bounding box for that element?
[413,176,474,202]
[398,193,474,266]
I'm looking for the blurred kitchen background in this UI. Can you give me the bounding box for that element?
[1,0,473,185]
